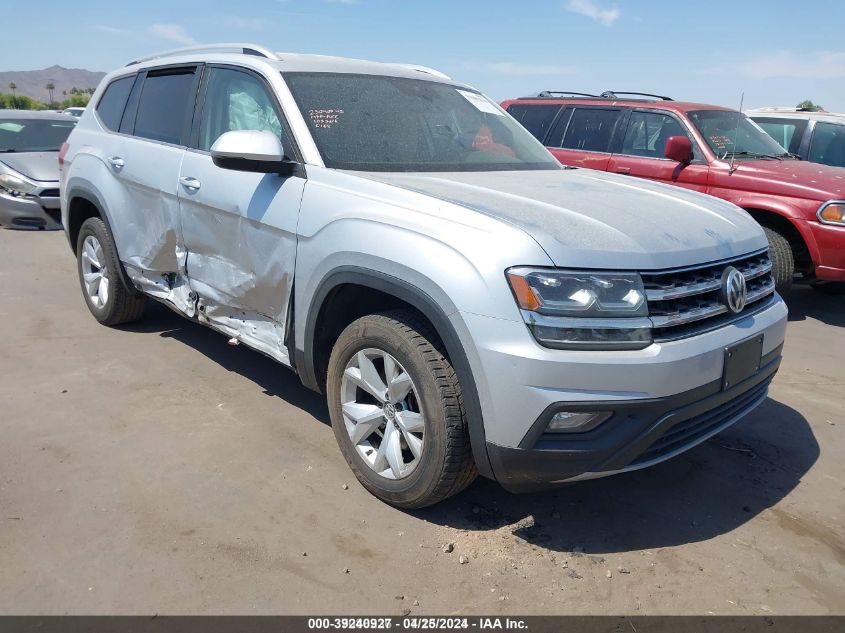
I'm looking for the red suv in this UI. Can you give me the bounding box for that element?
[501,91,845,293]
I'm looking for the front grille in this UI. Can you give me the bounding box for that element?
[38,188,60,198]
[631,377,771,466]
[642,250,775,341]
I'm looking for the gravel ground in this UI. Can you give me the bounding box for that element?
[0,229,842,615]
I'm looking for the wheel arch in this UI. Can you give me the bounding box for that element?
[743,206,814,272]
[298,266,493,478]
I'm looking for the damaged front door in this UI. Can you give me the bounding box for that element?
[178,66,304,366]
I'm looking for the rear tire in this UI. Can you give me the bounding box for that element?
[326,310,477,508]
[763,226,794,294]
[76,217,146,325]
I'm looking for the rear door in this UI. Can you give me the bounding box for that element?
[607,109,709,193]
[178,65,305,365]
[544,106,625,171]
[115,65,200,284]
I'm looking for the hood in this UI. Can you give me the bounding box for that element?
[357,169,766,270]
[729,159,845,200]
[0,152,60,183]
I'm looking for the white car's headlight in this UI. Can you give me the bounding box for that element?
[0,172,37,196]
[506,268,652,350]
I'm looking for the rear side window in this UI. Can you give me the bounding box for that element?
[506,104,562,143]
[753,118,807,154]
[96,76,134,132]
[553,108,622,153]
[809,122,845,168]
[133,68,198,145]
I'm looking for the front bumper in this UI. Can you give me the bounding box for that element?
[0,188,62,230]
[487,346,780,491]
[461,293,788,490]
[804,219,845,281]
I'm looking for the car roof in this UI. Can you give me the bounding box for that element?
[0,109,78,121]
[119,44,459,85]
[501,97,735,114]
[746,109,845,124]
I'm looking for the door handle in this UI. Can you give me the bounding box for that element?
[615,167,631,174]
[179,176,201,192]
[108,156,125,170]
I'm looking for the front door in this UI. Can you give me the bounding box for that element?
[178,65,305,366]
[607,109,709,193]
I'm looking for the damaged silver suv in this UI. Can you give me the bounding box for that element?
[61,44,788,508]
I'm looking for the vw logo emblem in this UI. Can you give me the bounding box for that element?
[383,402,397,420]
[721,266,747,314]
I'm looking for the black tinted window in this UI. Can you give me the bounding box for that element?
[560,108,621,152]
[96,76,134,132]
[506,104,561,143]
[810,122,845,168]
[134,69,197,145]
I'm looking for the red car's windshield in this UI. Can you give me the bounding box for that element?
[688,110,790,159]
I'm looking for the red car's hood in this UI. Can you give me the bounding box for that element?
[726,159,845,200]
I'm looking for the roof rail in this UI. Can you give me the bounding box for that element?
[395,64,451,80]
[534,91,600,98]
[600,91,673,101]
[127,43,279,66]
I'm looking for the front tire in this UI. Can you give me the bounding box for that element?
[326,311,477,508]
[76,217,146,325]
[763,226,794,294]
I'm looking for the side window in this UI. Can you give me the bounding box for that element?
[505,104,562,143]
[560,108,621,153]
[621,111,689,159]
[95,76,134,132]
[133,68,198,145]
[809,122,845,168]
[753,118,807,154]
[197,68,285,152]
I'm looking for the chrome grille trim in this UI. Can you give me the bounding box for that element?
[643,250,776,339]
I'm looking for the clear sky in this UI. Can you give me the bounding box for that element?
[3,0,844,111]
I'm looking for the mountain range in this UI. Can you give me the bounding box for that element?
[0,65,106,100]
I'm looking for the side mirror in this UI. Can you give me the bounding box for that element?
[664,135,693,164]
[210,130,289,173]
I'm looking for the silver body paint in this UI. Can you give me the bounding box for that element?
[61,50,788,456]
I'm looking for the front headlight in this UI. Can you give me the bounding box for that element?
[0,173,37,196]
[506,268,652,350]
[818,201,845,226]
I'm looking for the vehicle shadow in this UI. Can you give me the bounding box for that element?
[120,302,330,425]
[122,304,818,556]
[416,397,818,555]
[786,286,844,327]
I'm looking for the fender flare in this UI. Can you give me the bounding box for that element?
[297,266,493,478]
[65,184,138,295]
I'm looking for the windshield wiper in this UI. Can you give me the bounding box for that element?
[0,149,17,153]
[779,152,801,160]
[721,150,782,161]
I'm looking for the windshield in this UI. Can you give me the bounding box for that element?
[0,118,76,152]
[284,73,561,172]
[687,110,789,159]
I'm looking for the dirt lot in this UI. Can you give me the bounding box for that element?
[0,228,843,615]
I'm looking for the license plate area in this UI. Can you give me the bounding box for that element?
[722,334,764,391]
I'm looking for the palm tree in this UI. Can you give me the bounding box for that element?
[8,82,16,109]
[46,81,55,107]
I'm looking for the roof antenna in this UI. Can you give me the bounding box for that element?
[729,92,744,174]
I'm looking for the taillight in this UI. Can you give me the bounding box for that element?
[58,142,69,170]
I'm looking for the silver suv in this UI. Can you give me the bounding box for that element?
[61,44,788,508]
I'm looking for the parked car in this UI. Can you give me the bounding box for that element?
[0,110,77,229]
[502,92,845,293]
[62,107,86,118]
[748,108,845,169]
[61,46,787,507]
